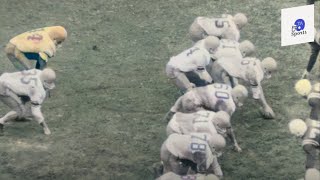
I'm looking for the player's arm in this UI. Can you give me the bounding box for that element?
[211,155,223,177]
[30,103,51,135]
[227,126,242,152]
[250,77,275,119]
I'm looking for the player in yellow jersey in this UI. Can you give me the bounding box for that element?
[5,26,67,70]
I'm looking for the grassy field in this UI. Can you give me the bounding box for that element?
[0,0,319,179]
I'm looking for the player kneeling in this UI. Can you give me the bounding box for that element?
[0,68,56,135]
[189,13,247,43]
[166,36,219,91]
[160,133,225,178]
[167,110,242,152]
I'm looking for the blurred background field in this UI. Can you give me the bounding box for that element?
[0,0,319,179]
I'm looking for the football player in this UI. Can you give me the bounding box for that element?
[160,133,225,177]
[303,83,320,170]
[195,38,255,60]
[0,68,56,135]
[212,57,277,119]
[289,83,320,173]
[156,172,219,180]
[301,29,320,79]
[189,13,247,43]
[166,36,219,91]
[168,83,248,115]
[166,110,242,152]
[5,26,67,70]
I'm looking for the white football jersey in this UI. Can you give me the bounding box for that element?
[217,57,264,84]
[196,84,236,115]
[165,133,214,169]
[213,39,242,59]
[167,111,218,135]
[167,47,211,72]
[0,69,46,105]
[196,15,240,41]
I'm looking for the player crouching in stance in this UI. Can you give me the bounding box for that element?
[166,36,220,92]
[166,110,242,152]
[189,13,248,43]
[0,68,56,135]
[5,26,67,70]
[168,83,248,116]
[156,172,219,180]
[160,133,226,178]
[212,57,277,118]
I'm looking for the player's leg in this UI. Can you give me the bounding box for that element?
[302,42,320,79]
[0,95,25,135]
[35,58,47,70]
[5,43,33,70]
[160,143,189,175]
[185,71,208,87]
[174,71,195,91]
[166,65,194,92]
[303,144,320,170]
[307,0,316,4]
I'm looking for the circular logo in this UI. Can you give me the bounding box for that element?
[294,19,305,31]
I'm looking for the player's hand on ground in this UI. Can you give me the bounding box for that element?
[44,128,51,135]
[234,144,242,152]
[262,105,275,119]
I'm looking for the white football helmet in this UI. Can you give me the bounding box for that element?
[295,79,312,96]
[261,57,277,79]
[204,36,220,54]
[305,168,320,180]
[239,40,255,57]
[231,85,248,107]
[288,119,307,137]
[212,111,231,129]
[233,13,248,29]
[40,68,56,90]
